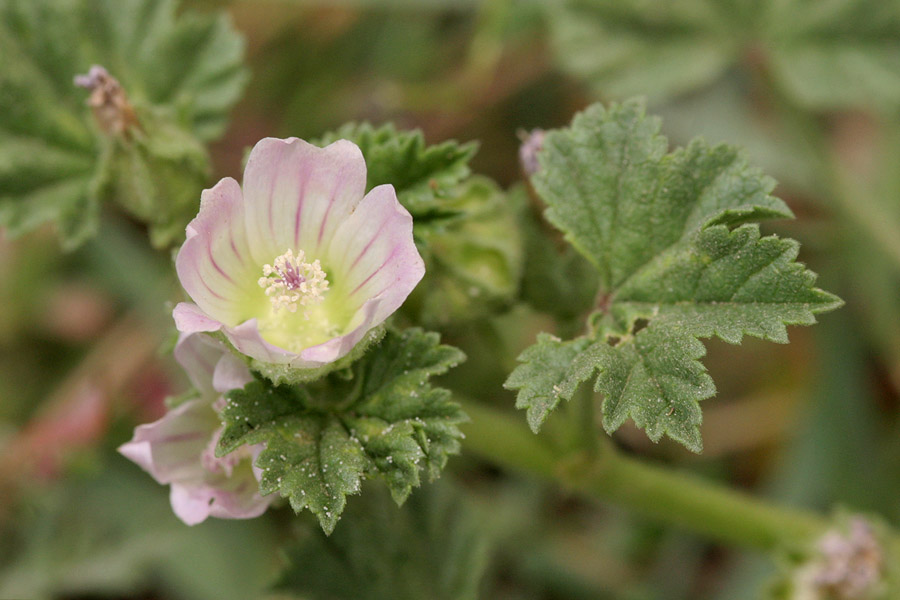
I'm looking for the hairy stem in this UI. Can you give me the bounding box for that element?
[460,399,826,552]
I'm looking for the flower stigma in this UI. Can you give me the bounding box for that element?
[258,248,329,316]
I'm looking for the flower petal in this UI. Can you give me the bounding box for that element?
[241,138,367,265]
[173,302,223,335]
[118,399,216,484]
[169,464,271,526]
[173,332,221,398]
[326,184,425,321]
[212,352,253,394]
[176,178,258,326]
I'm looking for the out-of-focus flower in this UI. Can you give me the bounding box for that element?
[173,138,424,369]
[119,334,271,525]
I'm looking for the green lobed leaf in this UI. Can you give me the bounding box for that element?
[577,322,714,453]
[504,333,593,433]
[275,482,491,600]
[315,122,479,218]
[533,99,793,291]
[216,328,467,534]
[508,99,841,451]
[0,0,246,248]
[610,223,843,344]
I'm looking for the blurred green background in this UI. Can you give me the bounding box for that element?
[1,1,899,598]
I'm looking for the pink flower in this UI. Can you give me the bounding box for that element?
[119,334,272,525]
[173,138,425,368]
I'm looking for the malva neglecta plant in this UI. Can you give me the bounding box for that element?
[2,0,899,598]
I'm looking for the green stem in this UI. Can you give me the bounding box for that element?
[460,399,826,552]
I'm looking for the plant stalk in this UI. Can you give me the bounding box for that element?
[460,399,826,552]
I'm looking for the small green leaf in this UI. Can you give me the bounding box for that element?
[504,333,593,433]
[508,99,841,451]
[0,0,246,248]
[315,122,478,218]
[581,322,714,453]
[217,328,467,533]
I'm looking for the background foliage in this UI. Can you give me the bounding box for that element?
[0,1,898,599]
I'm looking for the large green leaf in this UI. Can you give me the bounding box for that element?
[506,99,841,451]
[217,328,467,534]
[0,0,246,248]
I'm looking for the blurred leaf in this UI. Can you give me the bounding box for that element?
[550,0,900,112]
[408,177,523,326]
[0,459,277,600]
[217,328,467,534]
[763,0,900,111]
[0,0,246,248]
[518,190,600,327]
[507,99,840,451]
[548,0,743,102]
[275,481,491,600]
[92,104,210,248]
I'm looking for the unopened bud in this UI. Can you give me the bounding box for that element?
[518,128,546,177]
[74,65,140,136]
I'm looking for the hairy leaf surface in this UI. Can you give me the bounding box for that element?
[508,99,841,451]
[217,329,467,533]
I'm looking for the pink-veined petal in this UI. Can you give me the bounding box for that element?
[118,399,215,485]
[173,332,221,398]
[213,352,253,394]
[176,178,258,326]
[326,184,425,321]
[241,138,367,265]
[169,461,271,526]
[173,302,223,335]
